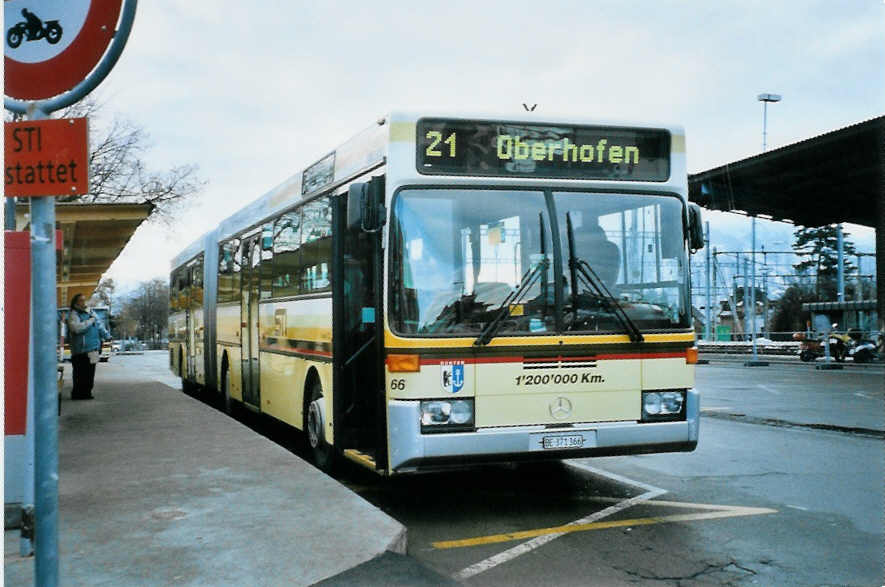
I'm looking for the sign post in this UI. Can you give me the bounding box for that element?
[4,1,136,584]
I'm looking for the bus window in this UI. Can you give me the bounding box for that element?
[218,241,235,302]
[555,191,689,329]
[272,211,302,297]
[228,238,242,302]
[260,223,274,299]
[300,198,332,293]
[169,268,180,311]
[391,189,552,335]
[191,257,204,306]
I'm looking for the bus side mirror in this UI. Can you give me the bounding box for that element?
[347,177,386,232]
[688,203,704,251]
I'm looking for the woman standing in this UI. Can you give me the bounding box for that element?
[67,294,111,400]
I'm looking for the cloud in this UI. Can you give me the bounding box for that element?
[93,0,883,287]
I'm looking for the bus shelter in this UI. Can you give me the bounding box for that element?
[5,201,151,521]
[12,202,153,308]
[802,300,879,334]
[689,116,884,334]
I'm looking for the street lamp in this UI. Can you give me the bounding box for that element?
[746,93,781,366]
[757,93,781,152]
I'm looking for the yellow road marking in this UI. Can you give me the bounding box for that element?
[432,500,777,550]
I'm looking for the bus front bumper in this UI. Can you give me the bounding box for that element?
[387,388,699,473]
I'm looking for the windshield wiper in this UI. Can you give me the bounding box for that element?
[565,212,643,343]
[475,213,549,346]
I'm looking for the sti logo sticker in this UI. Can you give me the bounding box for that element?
[441,360,464,393]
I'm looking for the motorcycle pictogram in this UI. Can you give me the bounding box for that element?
[7,9,63,49]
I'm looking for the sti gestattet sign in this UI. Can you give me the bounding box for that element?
[4,0,123,101]
[5,118,89,197]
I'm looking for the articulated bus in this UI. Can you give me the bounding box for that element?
[169,112,705,475]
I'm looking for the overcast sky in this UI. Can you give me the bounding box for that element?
[79,0,883,291]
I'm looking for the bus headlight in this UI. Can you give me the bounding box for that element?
[642,390,685,421]
[420,399,474,432]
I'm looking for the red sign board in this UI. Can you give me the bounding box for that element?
[4,118,89,197]
[4,0,123,101]
[5,231,31,436]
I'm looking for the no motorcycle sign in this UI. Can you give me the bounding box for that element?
[4,0,123,101]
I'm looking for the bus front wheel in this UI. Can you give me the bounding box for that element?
[306,381,335,473]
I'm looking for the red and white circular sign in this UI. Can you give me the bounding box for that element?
[4,0,122,101]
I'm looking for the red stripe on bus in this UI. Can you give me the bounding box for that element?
[411,352,686,366]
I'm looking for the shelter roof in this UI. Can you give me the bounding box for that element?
[688,116,883,227]
[15,202,153,307]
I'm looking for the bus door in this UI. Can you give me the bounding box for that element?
[333,179,386,470]
[240,237,261,408]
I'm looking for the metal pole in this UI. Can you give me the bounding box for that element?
[758,93,781,153]
[5,197,17,230]
[705,221,712,341]
[762,268,769,338]
[22,313,35,557]
[735,253,741,338]
[856,255,863,302]
[762,101,768,152]
[743,257,750,341]
[751,218,758,359]
[837,224,844,301]
[29,107,60,586]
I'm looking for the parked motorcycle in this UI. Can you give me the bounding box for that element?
[844,329,879,363]
[793,330,846,362]
[848,339,878,363]
[794,332,824,362]
[6,18,62,49]
[828,331,853,362]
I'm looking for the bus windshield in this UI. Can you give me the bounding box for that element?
[390,188,690,336]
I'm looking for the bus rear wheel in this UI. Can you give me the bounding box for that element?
[306,381,335,473]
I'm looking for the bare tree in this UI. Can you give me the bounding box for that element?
[119,278,169,344]
[7,98,205,219]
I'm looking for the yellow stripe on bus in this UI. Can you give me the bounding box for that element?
[384,330,695,349]
[389,121,417,142]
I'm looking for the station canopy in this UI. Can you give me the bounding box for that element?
[688,116,882,227]
[14,202,153,308]
[688,116,883,330]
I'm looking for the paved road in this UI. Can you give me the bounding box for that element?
[340,361,884,585]
[138,351,885,585]
[698,358,884,434]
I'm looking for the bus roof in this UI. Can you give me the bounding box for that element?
[171,112,685,270]
[171,119,389,270]
[387,110,684,134]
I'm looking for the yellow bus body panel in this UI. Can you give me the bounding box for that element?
[385,329,695,428]
[258,297,333,440]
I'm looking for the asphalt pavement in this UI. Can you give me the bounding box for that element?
[3,353,428,586]
[4,351,882,585]
[698,352,884,436]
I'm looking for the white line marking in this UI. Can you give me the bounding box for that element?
[452,463,666,581]
[566,462,668,494]
[786,505,808,511]
[757,384,781,395]
[854,392,874,399]
[702,407,734,412]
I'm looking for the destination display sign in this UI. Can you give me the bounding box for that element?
[417,119,670,181]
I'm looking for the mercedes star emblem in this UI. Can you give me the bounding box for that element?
[549,397,573,420]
